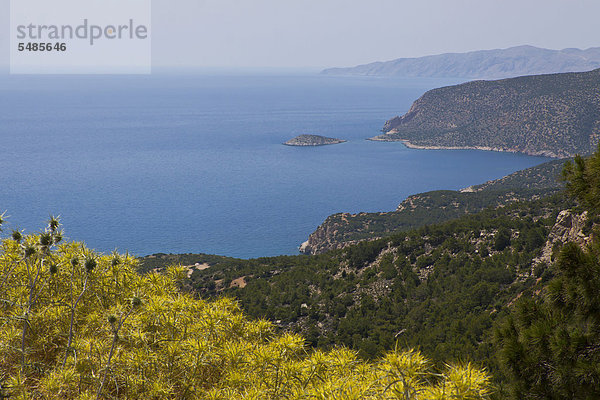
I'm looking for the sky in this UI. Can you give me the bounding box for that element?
[150,0,600,69]
[2,0,600,70]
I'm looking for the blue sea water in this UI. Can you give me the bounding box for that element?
[0,73,551,258]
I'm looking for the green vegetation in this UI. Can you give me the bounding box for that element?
[5,145,600,399]
[301,159,566,254]
[469,158,567,192]
[139,252,240,274]
[139,152,600,396]
[563,147,600,213]
[375,69,600,158]
[145,193,572,371]
[5,58,600,399]
[0,219,491,399]
[494,146,600,399]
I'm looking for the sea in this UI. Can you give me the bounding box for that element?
[0,72,551,259]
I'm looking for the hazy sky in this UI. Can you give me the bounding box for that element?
[2,0,599,70]
[150,0,600,69]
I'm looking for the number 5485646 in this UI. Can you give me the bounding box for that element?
[18,43,67,52]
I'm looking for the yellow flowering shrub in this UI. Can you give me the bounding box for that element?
[0,219,490,399]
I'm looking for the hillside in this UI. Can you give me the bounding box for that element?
[4,157,599,399]
[372,69,600,158]
[322,45,600,79]
[139,151,600,396]
[143,193,574,366]
[300,159,567,255]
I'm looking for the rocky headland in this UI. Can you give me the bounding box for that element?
[300,159,568,254]
[371,69,600,158]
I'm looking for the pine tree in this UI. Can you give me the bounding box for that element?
[495,146,600,399]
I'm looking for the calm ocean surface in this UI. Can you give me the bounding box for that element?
[0,73,551,258]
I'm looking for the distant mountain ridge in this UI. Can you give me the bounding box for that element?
[373,68,600,158]
[322,45,600,79]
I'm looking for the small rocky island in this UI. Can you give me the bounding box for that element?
[284,134,346,146]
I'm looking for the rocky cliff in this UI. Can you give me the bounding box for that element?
[372,69,600,158]
[534,210,592,267]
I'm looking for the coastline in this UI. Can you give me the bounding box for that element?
[368,136,563,158]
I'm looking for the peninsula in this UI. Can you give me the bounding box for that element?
[284,134,346,146]
[371,68,600,158]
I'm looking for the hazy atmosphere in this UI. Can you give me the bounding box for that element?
[2,0,599,70]
[3,0,600,398]
[149,0,599,68]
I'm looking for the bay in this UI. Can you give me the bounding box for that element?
[0,73,550,258]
